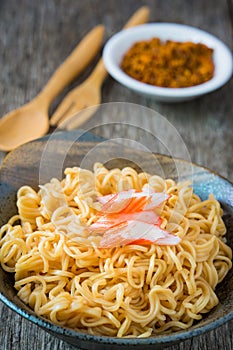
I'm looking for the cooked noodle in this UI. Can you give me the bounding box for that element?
[0,163,232,337]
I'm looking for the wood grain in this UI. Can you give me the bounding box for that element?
[0,0,233,349]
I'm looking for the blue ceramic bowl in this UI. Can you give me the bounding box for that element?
[0,130,233,349]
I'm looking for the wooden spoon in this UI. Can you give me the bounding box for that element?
[0,25,104,151]
[50,6,150,130]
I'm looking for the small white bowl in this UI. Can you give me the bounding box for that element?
[103,23,233,102]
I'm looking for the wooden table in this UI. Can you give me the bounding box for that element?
[0,0,233,349]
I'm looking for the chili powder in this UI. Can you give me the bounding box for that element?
[121,38,214,88]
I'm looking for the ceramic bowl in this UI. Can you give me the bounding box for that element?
[103,23,233,102]
[0,130,233,349]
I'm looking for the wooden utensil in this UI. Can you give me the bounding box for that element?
[50,6,150,130]
[0,25,104,151]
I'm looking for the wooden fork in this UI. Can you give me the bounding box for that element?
[50,6,150,130]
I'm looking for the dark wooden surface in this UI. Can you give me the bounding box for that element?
[0,0,233,349]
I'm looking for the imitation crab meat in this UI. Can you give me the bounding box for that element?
[91,189,180,248]
[99,220,181,248]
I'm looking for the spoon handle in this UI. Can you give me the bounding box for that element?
[123,6,150,29]
[36,25,104,106]
[86,6,150,87]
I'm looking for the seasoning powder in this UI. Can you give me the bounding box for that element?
[121,38,214,88]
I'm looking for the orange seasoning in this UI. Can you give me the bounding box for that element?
[121,38,215,88]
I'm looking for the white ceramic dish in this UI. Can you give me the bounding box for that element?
[103,23,233,102]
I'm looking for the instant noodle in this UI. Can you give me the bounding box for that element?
[0,163,231,337]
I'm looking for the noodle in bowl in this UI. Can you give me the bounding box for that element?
[0,134,233,349]
[0,163,232,338]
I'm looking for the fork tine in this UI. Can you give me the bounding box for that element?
[50,7,150,129]
[58,104,99,130]
[50,94,76,126]
[54,100,87,127]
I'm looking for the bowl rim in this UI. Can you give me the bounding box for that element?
[103,22,233,99]
[1,133,233,346]
[1,287,233,346]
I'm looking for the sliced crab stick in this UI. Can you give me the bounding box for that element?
[99,220,181,248]
[97,189,170,214]
[90,210,162,231]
